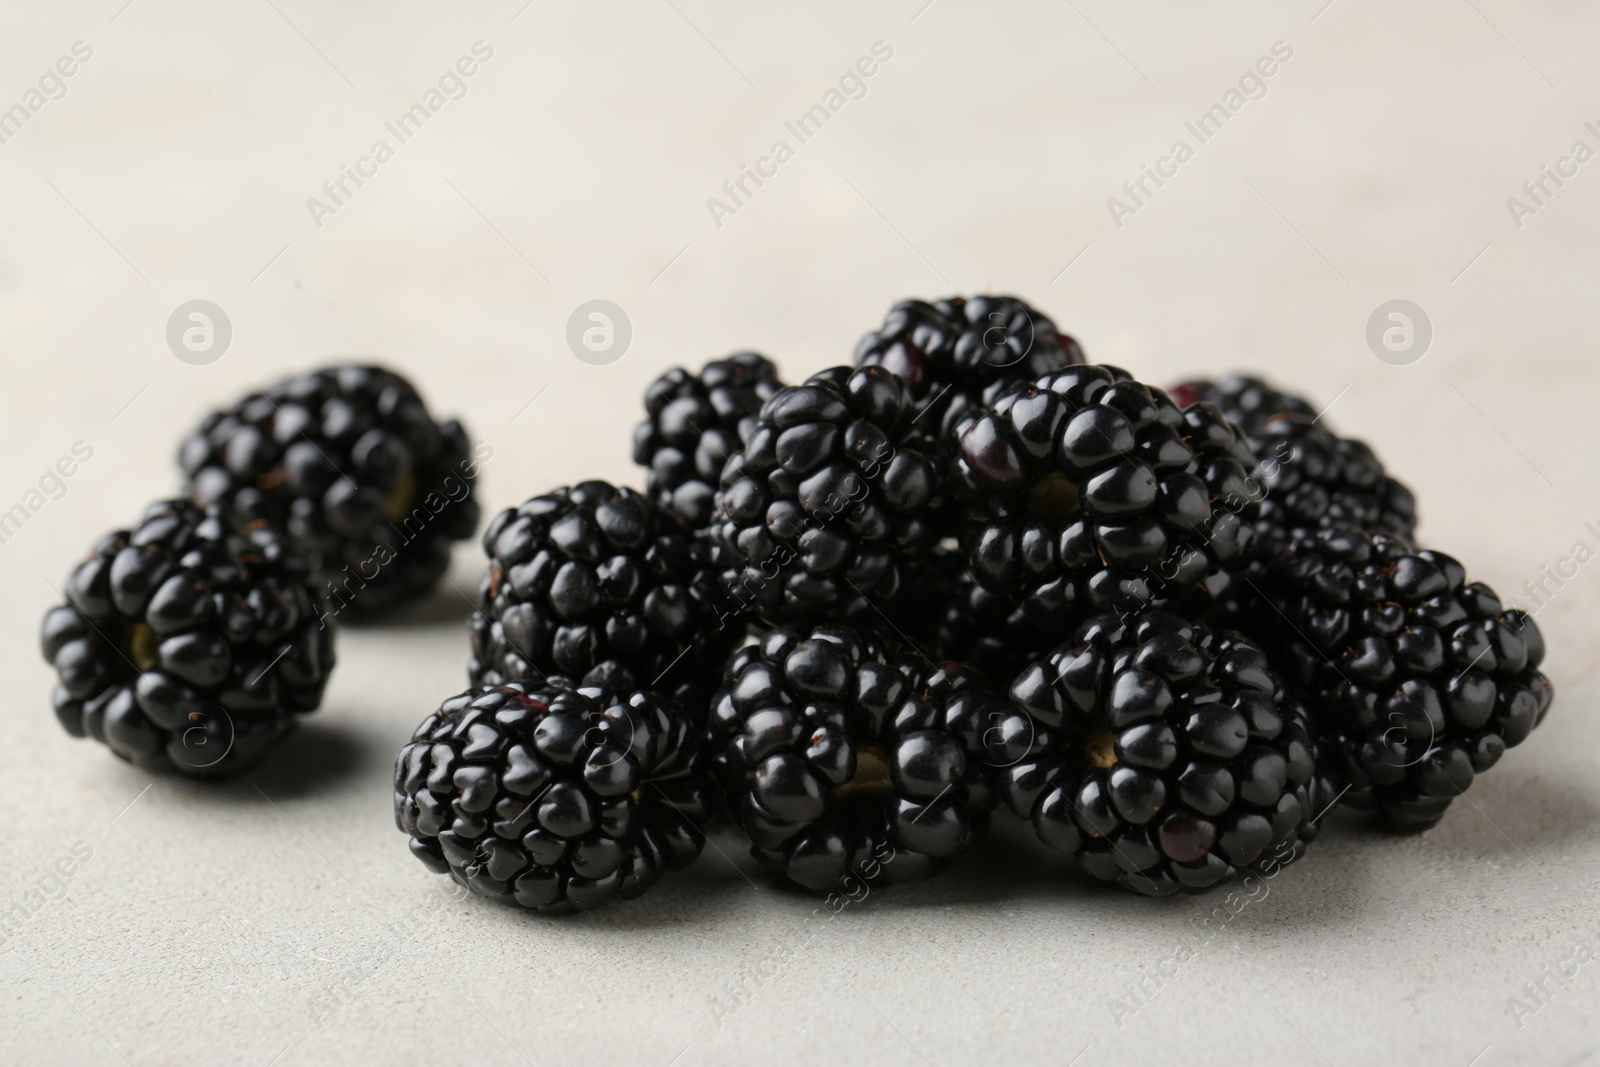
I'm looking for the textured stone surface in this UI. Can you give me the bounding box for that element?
[2,2,1596,1063]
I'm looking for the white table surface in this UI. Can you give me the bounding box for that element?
[2,2,1597,1064]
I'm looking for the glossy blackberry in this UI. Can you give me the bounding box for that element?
[854,295,1084,435]
[469,482,734,717]
[40,500,334,775]
[1002,611,1324,896]
[395,681,713,913]
[1260,527,1553,831]
[954,366,1260,640]
[632,352,784,529]
[1174,375,1417,549]
[709,365,944,625]
[180,365,481,617]
[707,625,1021,892]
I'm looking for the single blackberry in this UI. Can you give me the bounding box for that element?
[707,624,1027,892]
[1003,610,1327,896]
[709,365,944,625]
[953,366,1261,643]
[180,365,481,618]
[394,681,713,913]
[1260,527,1552,831]
[40,500,334,775]
[854,295,1084,435]
[1173,375,1417,548]
[469,482,734,717]
[632,352,784,529]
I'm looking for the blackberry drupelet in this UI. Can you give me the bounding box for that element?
[632,352,784,529]
[180,365,481,617]
[395,681,713,913]
[854,295,1085,435]
[1003,610,1326,896]
[707,624,1027,892]
[1260,527,1552,831]
[709,365,944,625]
[1174,375,1417,549]
[40,499,334,775]
[469,482,733,716]
[953,365,1261,644]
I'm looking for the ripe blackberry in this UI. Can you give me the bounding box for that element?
[954,366,1260,641]
[394,681,713,913]
[469,482,733,716]
[1173,375,1417,548]
[854,295,1084,434]
[632,352,784,529]
[1260,527,1552,831]
[1003,610,1327,896]
[40,499,334,775]
[180,365,481,617]
[707,624,1025,892]
[709,365,944,625]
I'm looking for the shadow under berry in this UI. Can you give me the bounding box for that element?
[1406,759,1600,862]
[337,577,480,629]
[138,718,371,801]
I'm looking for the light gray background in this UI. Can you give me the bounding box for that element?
[2,1,1597,1064]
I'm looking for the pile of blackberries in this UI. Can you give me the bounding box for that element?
[41,297,1553,914]
[42,367,480,776]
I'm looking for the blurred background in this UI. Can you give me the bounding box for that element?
[3,1,1598,1064]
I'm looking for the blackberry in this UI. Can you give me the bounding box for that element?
[632,352,784,529]
[707,624,1024,892]
[1173,375,1417,549]
[1260,527,1552,831]
[1003,610,1327,896]
[709,365,944,625]
[954,365,1260,644]
[394,681,713,913]
[854,295,1084,435]
[180,365,481,618]
[40,500,334,775]
[469,482,733,717]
